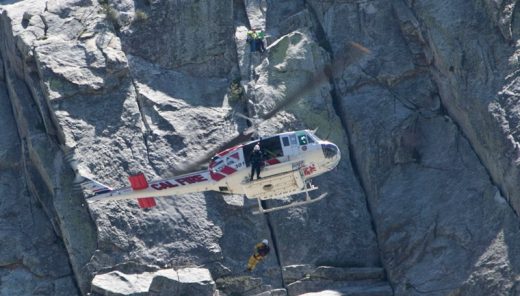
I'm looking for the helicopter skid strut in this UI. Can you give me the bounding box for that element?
[252,185,328,215]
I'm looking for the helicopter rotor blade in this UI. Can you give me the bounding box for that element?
[234,112,255,122]
[261,42,370,121]
[243,126,258,137]
[234,112,262,137]
[173,42,369,175]
[173,130,255,174]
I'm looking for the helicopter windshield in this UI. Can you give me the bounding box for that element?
[307,131,320,142]
[296,131,319,145]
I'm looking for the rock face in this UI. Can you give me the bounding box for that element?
[91,267,216,296]
[306,1,520,294]
[1,0,520,296]
[283,265,392,296]
[0,77,78,296]
[149,268,216,296]
[119,0,236,78]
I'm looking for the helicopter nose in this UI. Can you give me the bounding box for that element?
[321,143,339,159]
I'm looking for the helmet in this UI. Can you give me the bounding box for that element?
[254,144,260,151]
[262,239,269,246]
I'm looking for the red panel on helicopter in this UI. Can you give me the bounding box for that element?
[210,171,226,181]
[220,166,236,175]
[137,197,156,208]
[265,158,281,165]
[129,173,149,190]
[229,152,240,160]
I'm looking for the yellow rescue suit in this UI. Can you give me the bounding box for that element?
[247,242,270,271]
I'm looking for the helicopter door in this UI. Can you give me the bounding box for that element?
[261,136,284,165]
[281,134,298,160]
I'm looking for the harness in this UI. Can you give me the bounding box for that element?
[256,245,270,257]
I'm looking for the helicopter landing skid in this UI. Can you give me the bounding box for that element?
[252,187,328,215]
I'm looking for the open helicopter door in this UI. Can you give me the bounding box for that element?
[243,168,327,214]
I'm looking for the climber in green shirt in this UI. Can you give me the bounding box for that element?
[255,28,266,53]
[247,29,257,52]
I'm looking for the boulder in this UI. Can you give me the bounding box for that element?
[253,288,288,296]
[149,268,216,296]
[216,276,271,296]
[283,265,386,284]
[91,270,155,296]
[283,266,391,296]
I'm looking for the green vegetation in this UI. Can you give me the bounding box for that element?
[98,0,120,32]
[134,9,149,22]
[228,79,244,103]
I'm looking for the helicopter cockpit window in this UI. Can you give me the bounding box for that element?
[297,133,308,145]
[306,133,315,143]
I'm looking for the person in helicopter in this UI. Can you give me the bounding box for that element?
[246,239,270,271]
[250,143,264,181]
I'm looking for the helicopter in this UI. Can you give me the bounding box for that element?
[82,129,340,214]
[79,41,368,214]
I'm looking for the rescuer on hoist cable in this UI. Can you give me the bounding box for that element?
[246,239,270,271]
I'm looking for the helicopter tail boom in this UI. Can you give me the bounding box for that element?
[79,173,157,208]
[80,177,113,196]
[81,170,216,207]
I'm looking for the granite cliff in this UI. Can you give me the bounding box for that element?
[0,0,519,295]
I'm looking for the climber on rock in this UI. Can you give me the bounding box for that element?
[255,28,266,53]
[247,239,270,271]
[247,28,257,53]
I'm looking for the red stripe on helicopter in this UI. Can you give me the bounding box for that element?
[265,158,281,165]
[129,173,149,190]
[230,152,240,160]
[220,166,237,175]
[210,171,226,181]
[138,197,156,208]
[93,188,111,194]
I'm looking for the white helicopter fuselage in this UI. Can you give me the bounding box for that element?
[85,130,340,210]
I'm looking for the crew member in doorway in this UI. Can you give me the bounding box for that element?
[247,239,270,271]
[250,143,264,181]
